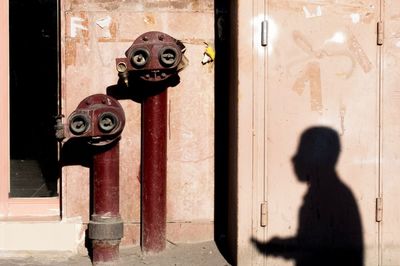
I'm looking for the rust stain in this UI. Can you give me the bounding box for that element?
[293,62,323,113]
[190,0,200,10]
[80,12,90,46]
[100,2,120,11]
[65,38,77,66]
[109,21,117,39]
[144,0,189,9]
[69,0,123,11]
[144,14,156,25]
[347,32,372,73]
[165,1,189,9]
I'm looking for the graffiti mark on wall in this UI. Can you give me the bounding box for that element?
[290,30,372,113]
[96,16,112,39]
[70,16,88,38]
[291,30,355,77]
[292,62,323,113]
[347,32,372,73]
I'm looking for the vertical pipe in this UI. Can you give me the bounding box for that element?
[142,90,168,253]
[91,142,122,263]
[93,143,120,216]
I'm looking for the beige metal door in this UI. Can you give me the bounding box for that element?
[381,0,400,265]
[260,1,383,265]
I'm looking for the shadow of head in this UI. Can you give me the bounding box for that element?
[292,127,340,182]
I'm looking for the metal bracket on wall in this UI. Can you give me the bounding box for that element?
[261,20,268,47]
[376,197,383,222]
[260,202,268,227]
[377,21,384,45]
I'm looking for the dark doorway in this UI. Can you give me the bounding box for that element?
[214,0,233,263]
[9,0,59,197]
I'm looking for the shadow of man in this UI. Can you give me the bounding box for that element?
[251,126,363,266]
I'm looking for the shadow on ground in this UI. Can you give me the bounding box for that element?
[0,241,230,266]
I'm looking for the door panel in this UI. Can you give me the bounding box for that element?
[382,0,400,264]
[265,1,379,265]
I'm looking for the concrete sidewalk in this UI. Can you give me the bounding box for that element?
[0,241,231,266]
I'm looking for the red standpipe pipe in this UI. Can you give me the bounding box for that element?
[90,141,123,264]
[114,31,186,253]
[142,89,168,252]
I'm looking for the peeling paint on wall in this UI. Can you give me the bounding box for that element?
[143,14,156,25]
[351,13,361,24]
[325,32,347,44]
[303,5,322,18]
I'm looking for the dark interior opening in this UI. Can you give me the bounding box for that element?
[9,0,59,197]
[214,0,234,263]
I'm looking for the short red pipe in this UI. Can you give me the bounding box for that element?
[93,143,120,216]
[91,142,123,264]
[142,89,168,253]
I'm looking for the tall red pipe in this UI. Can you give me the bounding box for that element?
[114,31,187,254]
[142,90,168,252]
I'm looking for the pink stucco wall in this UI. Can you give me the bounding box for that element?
[61,0,215,248]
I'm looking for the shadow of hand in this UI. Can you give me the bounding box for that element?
[250,236,295,259]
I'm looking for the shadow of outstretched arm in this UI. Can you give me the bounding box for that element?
[250,236,297,260]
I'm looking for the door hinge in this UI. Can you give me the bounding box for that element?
[376,197,383,222]
[377,21,384,45]
[260,202,268,227]
[261,20,268,46]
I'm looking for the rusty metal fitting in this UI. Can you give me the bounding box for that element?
[130,47,150,68]
[115,31,188,83]
[69,113,91,135]
[89,215,124,240]
[54,115,65,140]
[65,94,125,145]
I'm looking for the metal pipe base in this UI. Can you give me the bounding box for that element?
[92,240,120,265]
